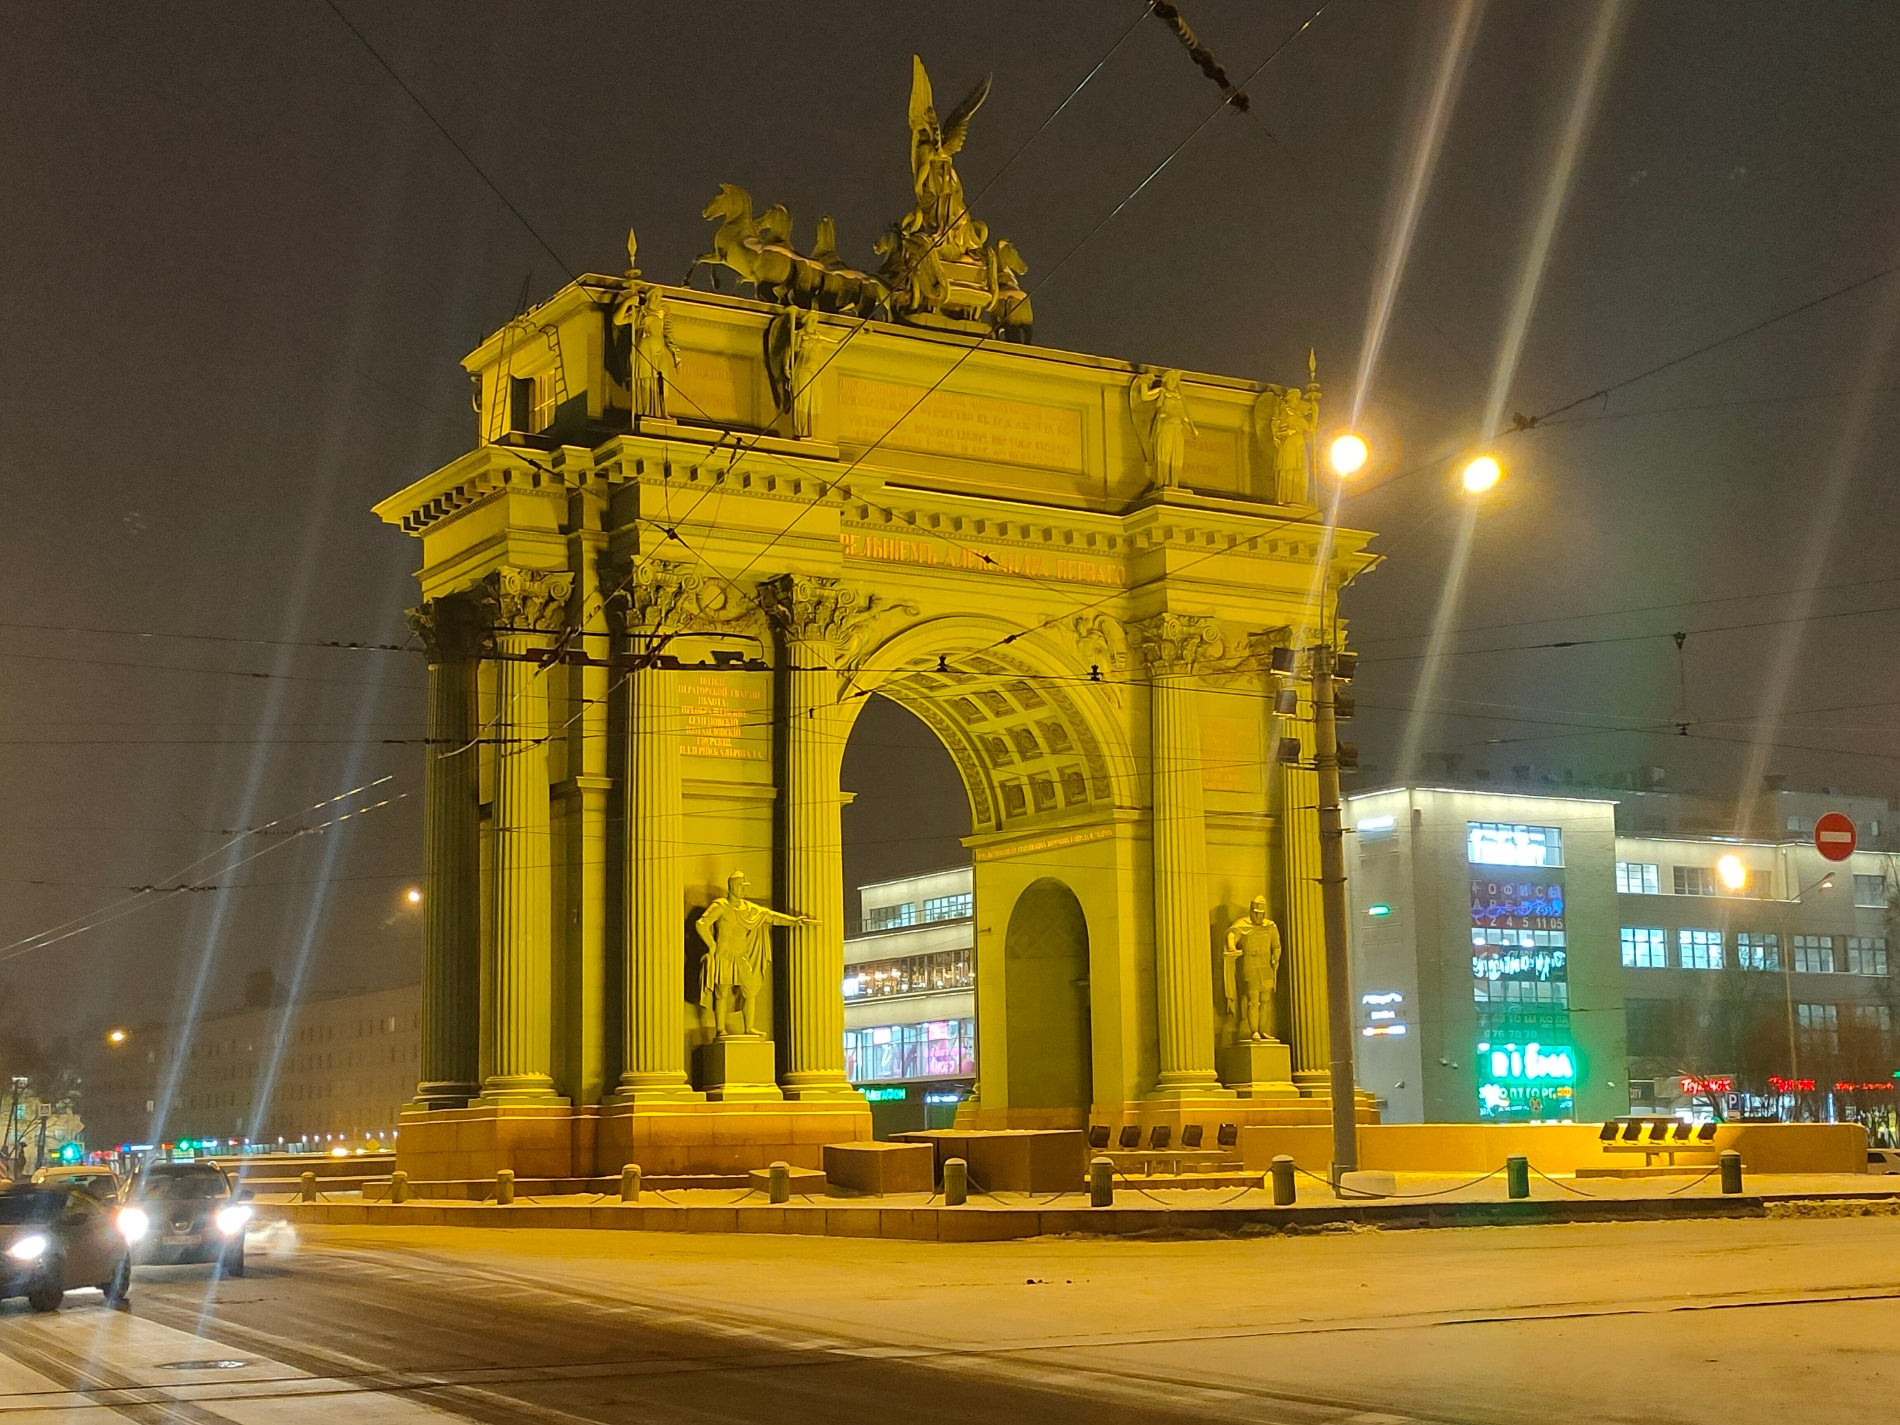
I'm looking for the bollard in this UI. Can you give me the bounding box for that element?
[1089,1155,1114,1208]
[390,1170,409,1205]
[1269,1155,1296,1207]
[943,1157,968,1206]
[1506,1155,1530,1200]
[300,1171,317,1203]
[620,1163,641,1202]
[1720,1149,1743,1195]
[495,1168,515,1206]
[767,1160,790,1205]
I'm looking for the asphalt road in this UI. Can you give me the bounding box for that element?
[3,1211,1899,1423]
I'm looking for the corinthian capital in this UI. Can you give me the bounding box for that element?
[406,594,484,663]
[483,567,574,637]
[1132,611,1223,678]
[607,559,701,635]
[760,574,911,664]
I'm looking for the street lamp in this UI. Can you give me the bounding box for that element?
[1327,432,1370,478]
[404,887,423,906]
[1716,854,1749,893]
[106,1029,127,1047]
[1460,454,1503,494]
[1774,871,1837,1112]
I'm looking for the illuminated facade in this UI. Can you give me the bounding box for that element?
[83,985,420,1153]
[1347,784,1898,1130]
[374,57,1378,1182]
[844,868,977,1132]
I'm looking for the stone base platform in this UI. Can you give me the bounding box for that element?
[398,1100,872,1181]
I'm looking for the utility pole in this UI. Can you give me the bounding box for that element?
[1311,644,1358,1185]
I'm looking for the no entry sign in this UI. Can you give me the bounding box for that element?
[1815,811,1857,862]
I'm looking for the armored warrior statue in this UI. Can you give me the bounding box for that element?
[696,872,814,1038]
[1223,896,1283,1042]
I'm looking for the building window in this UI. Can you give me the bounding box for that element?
[1620,926,1667,969]
[1855,1004,1893,1034]
[921,892,973,923]
[1736,932,1781,971]
[842,1017,976,1083]
[842,946,974,1000]
[862,902,917,932]
[1796,1002,1839,1053]
[1854,873,1887,909]
[1678,929,1724,971]
[1467,823,1563,868]
[1794,935,1836,974]
[1616,862,1659,895]
[1846,936,1889,976]
[1673,865,1715,897]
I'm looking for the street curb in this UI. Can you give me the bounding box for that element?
[259,1191,1789,1241]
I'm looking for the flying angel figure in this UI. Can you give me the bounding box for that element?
[905,54,992,259]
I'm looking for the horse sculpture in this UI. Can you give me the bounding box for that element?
[687,184,812,304]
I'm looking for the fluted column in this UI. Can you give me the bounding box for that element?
[1279,700,1329,1089]
[763,574,889,1102]
[609,563,701,1102]
[1134,614,1227,1097]
[478,567,573,1105]
[408,597,482,1109]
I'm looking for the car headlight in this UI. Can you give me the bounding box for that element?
[214,1204,252,1236]
[6,1234,48,1263]
[117,1207,150,1243]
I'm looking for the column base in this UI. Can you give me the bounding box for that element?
[697,1036,783,1103]
[1294,1069,1332,1097]
[475,1074,569,1107]
[1148,1070,1233,1101]
[780,1072,867,1104]
[406,1080,478,1112]
[605,1074,706,1107]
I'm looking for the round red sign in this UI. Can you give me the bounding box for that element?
[1815,811,1858,862]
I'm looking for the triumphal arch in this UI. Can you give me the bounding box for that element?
[376,58,1377,1180]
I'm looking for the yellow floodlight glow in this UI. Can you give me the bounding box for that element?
[1716,854,1748,892]
[1328,432,1370,477]
[1461,454,1502,494]
[405,886,423,906]
[107,1029,127,1046]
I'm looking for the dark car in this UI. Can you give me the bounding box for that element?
[126,1162,252,1276]
[0,1184,134,1312]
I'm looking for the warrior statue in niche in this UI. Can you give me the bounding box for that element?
[696,872,814,1038]
[1223,896,1283,1042]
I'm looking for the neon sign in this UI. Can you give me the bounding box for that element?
[1478,1041,1576,1085]
[1679,1076,1732,1095]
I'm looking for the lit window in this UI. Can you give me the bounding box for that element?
[1736,932,1780,971]
[1678,929,1724,970]
[1854,873,1887,909]
[862,902,918,932]
[1619,926,1667,969]
[1615,862,1660,895]
[1794,935,1836,974]
[922,892,973,923]
[1846,936,1889,977]
[1467,823,1563,868]
[1673,866,1715,897]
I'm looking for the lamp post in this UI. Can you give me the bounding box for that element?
[1777,871,1835,1118]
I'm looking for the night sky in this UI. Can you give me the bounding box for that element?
[5,2,1899,1035]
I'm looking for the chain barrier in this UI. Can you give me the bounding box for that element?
[1293,1162,1509,1200]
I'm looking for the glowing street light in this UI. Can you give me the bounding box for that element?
[1327,432,1370,477]
[106,1029,127,1047]
[1460,454,1502,494]
[405,886,423,906]
[1716,854,1749,893]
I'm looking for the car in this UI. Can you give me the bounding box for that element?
[31,1165,123,1204]
[1868,1148,1900,1174]
[126,1162,253,1275]
[0,1183,136,1312]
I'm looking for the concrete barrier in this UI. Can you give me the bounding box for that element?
[823,1141,935,1197]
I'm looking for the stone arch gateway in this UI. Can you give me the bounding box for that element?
[374,62,1377,1181]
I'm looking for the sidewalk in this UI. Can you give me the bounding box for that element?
[258,1170,1900,1242]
